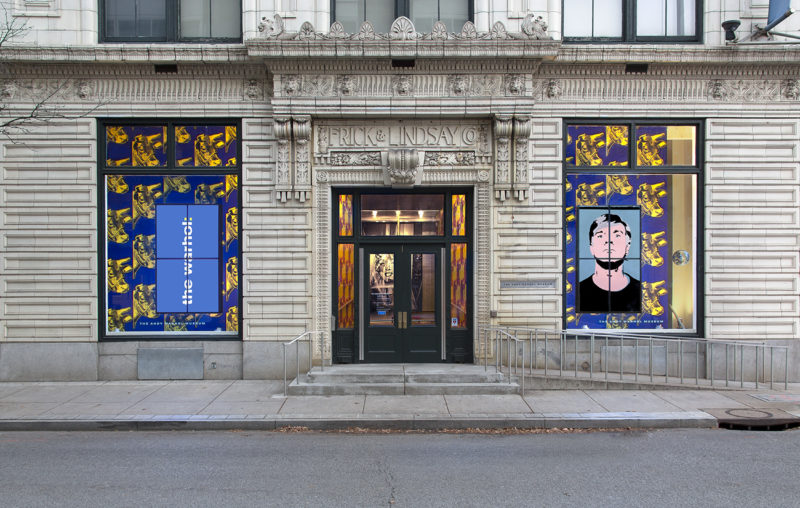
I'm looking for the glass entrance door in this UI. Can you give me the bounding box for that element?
[362,244,442,363]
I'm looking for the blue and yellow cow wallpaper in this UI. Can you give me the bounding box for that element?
[104,124,239,335]
[565,125,678,330]
[565,173,670,329]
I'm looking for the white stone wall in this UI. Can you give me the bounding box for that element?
[492,118,562,329]
[0,118,98,343]
[241,117,314,342]
[2,0,97,45]
[705,118,800,341]
[0,64,278,379]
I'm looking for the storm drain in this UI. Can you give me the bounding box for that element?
[704,408,800,431]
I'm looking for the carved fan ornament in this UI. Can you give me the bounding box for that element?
[258,13,552,41]
[390,17,418,40]
[430,21,448,40]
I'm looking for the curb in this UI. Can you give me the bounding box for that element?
[0,413,719,431]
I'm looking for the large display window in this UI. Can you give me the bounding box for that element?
[564,122,700,332]
[100,121,240,338]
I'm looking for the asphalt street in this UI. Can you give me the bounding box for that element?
[1,429,798,507]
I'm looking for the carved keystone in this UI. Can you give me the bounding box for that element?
[384,148,422,188]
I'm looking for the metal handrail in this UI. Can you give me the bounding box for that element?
[282,330,327,397]
[479,326,790,391]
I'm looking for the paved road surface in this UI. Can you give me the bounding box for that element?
[1,429,798,507]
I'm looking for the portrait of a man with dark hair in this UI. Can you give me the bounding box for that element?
[578,213,641,313]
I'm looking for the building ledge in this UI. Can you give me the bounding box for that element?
[0,44,250,63]
[558,44,800,64]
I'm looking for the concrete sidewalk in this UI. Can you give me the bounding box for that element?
[2,380,800,431]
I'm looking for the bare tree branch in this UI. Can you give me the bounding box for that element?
[0,2,28,49]
[0,3,106,141]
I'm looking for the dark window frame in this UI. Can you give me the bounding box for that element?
[331,0,475,31]
[562,0,703,43]
[563,119,704,336]
[98,118,242,342]
[99,0,242,43]
[331,187,474,363]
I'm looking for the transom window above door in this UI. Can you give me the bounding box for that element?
[360,194,445,236]
[563,0,701,42]
[333,0,472,33]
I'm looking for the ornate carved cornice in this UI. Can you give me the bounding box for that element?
[248,14,559,60]
[274,72,532,99]
[531,76,800,103]
[0,45,249,64]
[557,44,800,65]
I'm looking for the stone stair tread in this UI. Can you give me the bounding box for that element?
[405,382,519,395]
[289,365,518,396]
[287,381,405,396]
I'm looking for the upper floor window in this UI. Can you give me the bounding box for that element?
[563,0,700,42]
[333,0,472,34]
[102,0,241,42]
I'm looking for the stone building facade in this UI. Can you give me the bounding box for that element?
[1,0,799,381]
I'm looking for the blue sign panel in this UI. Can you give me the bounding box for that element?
[156,204,220,314]
[769,0,791,24]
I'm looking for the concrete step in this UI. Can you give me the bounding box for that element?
[288,381,520,396]
[289,364,520,396]
[404,372,504,384]
[305,372,405,384]
[405,382,520,395]
[305,372,503,385]
[287,381,405,396]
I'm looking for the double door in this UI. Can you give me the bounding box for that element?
[361,244,443,363]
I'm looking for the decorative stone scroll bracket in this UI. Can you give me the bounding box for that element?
[513,117,531,202]
[384,148,423,188]
[494,115,530,202]
[275,115,314,204]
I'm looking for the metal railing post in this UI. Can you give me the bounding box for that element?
[725,343,729,387]
[283,344,287,396]
[710,343,714,387]
[495,331,500,373]
[649,339,653,383]
[679,340,683,384]
[521,341,525,397]
[695,342,699,386]
[770,347,774,390]
[590,334,594,379]
[484,328,488,371]
[533,329,538,374]
[786,347,789,390]
[575,334,579,378]
[665,339,669,383]
[635,337,639,383]
[619,336,624,381]
[740,344,744,388]
[755,346,759,389]
[522,332,536,375]
[544,331,548,378]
